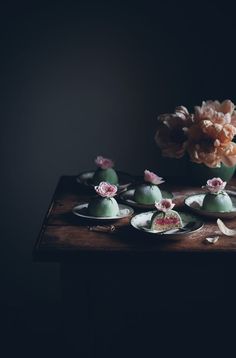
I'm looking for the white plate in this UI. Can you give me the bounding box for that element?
[76,171,133,191]
[131,211,203,237]
[72,203,134,220]
[119,188,173,209]
[184,192,236,219]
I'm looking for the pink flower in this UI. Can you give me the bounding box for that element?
[144,169,165,185]
[95,156,114,169]
[155,199,175,213]
[205,177,226,193]
[94,182,117,198]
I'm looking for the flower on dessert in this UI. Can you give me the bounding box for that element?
[155,100,236,168]
[144,169,165,185]
[95,182,117,198]
[95,156,114,169]
[155,106,193,159]
[204,177,226,194]
[155,199,175,213]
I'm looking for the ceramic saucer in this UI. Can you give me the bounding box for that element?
[119,188,173,209]
[184,192,236,219]
[72,203,134,220]
[76,171,134,191]
[131,211,203,238]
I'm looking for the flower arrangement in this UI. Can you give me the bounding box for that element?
[155,100,236,168]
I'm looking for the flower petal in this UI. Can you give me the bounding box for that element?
[144,170,165,185]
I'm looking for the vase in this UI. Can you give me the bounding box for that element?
[188,162,236,186]
[155,150,190,185]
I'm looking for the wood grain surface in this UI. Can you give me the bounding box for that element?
[33,176,236,262]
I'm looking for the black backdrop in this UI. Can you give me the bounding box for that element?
[1,0,236,356]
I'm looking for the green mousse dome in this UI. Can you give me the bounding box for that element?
[87,197,119,217]
[202,192,233,212]
[134,184,162,205]
[92,168,118,185]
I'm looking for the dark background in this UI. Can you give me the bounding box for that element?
[1,1,236,356]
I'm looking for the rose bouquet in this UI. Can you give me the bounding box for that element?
[155,100,236,168]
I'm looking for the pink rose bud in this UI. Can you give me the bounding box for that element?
[155,199,175,213]
[205,177,226,193]
[95,156,114,169]
[144,169,165,185]
[95,182,117,198]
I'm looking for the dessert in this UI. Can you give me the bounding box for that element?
[150,199,183,231]
[134,170,164,205]
[202,178,232,212]
[87,182,119,217]
[92,156,118,185]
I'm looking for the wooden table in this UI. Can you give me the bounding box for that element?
[33,176,236,357]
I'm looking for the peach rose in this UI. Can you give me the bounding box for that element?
[220,142,236,167]
[155,106,193,159]
[195,100,236,125]
[144,169,165,185]
[155,199,175,213]
[95,182,117,197]
[187,100,236,167]
[95,156,114,169]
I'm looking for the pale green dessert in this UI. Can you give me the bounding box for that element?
[202,192,232,212]
[87,197,119,217]
[150,210,182,231]
[134,169,164,205]
[92,168,118,185]
[202,177,233,212]
[150,199,182,231]
[134,184,162,205]
[92,156,119,185]
[88,181,119,217]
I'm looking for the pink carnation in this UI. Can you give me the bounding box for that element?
[144,170,165,185]
[95,156,114,169]
[155,199,175,213]
[205,177,226,193]
[94,182,117,198]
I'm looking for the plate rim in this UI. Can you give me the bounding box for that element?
[72,202,134,220]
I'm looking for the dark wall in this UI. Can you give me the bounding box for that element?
[1,0,236,307]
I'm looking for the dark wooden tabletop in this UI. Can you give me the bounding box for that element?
[33,176,236,263]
